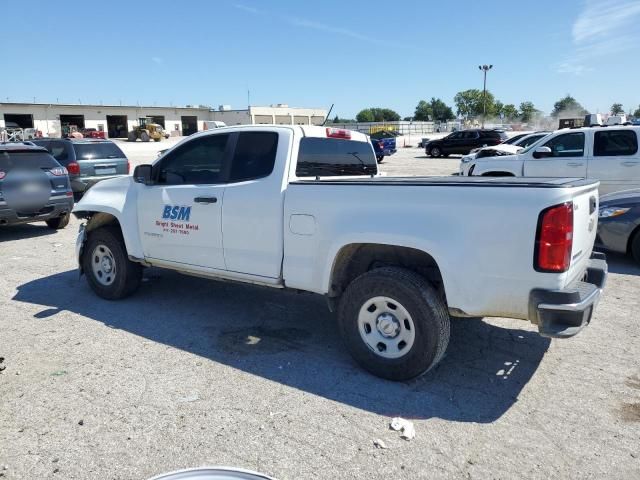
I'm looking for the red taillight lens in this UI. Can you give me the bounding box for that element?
[377,141,384,149]
[127,161,130,174]
[50,166,68,176]
[67,162,80,175]
[535,202,574,272]
[326,127,351,139]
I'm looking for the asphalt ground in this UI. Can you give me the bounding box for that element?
[0,139,639,479]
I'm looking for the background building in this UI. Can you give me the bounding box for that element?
[0,102,327,138]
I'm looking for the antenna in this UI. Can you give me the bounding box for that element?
[321,103,335,126]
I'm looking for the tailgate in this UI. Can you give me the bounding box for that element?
[565,187,599,285]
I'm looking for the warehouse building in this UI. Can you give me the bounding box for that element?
[0,102,327,138]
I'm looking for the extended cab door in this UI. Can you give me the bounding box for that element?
[221,128,291,278]
[523,131,588,178]
[136,133,231,270]
[588,129,640,195]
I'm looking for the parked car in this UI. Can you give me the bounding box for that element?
[73,125,606,381]
[424,129,507,157]
[31,138,129,198]
[595,189,640,263]
[370,133,397,163]
[80,128,106,139]
[0,143,73,229]
[460,132,551,164]
[462,126,640,195]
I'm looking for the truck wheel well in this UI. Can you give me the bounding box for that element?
[330,244,445,300]
[482,171,514,177]
[84,212,121,234]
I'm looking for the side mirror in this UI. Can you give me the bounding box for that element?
[133,164,153,185]
[533,146,552,159]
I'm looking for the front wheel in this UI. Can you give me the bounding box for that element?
[337,267,450,381]
[141,132,150,142]
[82,226,142,300]
[429,146,442,157]
[376,155,384,164]
[631,230,640,265]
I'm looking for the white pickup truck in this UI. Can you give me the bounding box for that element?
[73,125,607,381]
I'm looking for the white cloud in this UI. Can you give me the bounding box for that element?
[559,0,640,75]
[151,57,163,65]
[234,4,260,14]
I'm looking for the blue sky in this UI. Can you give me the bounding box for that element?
[1,0,639,118]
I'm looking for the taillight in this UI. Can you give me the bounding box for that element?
[0,171,5,180]
[67,162,80,175]
[535,202,574,272]
[127,161,130,174]
[50,166,68,176]
[326,127,351,139]
[377,141,384,149]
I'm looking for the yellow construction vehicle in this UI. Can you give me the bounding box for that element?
[128,117,163,142]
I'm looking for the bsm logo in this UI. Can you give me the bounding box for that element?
[162,205,191,221]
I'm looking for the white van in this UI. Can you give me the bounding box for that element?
[462,126,640,195]
[203,121,227,130]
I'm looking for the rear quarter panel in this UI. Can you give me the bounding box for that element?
[283,181,597,320]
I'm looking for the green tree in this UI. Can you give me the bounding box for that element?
[633,105,640,118]
[429,97,455,122]
[551,95,588,117]
[502,104,519,120]
[611,103,624,115]
[356,108,401,122]
[453,89,495,118]
[413,100,432,121]
[356,109,375,122]
[519,101,539,122]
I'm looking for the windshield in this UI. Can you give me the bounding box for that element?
[73,142,125,159]
[518,133,553,154]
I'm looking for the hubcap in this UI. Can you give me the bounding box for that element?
[358,296,415,359]
[91,244,117,286]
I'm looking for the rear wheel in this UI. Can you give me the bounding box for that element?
[45,213,70,230]
[376,155,384,164]
[82,226,142,300]
[631,230,640,265]
[141,132,150,142]
[337,267,450,381]
[429,146,442,157]
[127,131,136,142]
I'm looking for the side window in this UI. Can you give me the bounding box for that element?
[229,132,278,182]
[448,132,462,140]
[50,141,70,164]
[464,131,479,139]
[157,134,229,185]
[594,130,638,156]
[544,132,585,157]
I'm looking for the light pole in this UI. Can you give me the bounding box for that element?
[478,64,493,128]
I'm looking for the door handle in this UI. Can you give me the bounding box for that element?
[194,196,217,204]
[567,162,584,167]
[622,161,639,166]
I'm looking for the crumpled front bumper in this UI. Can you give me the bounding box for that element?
[529,252,608,338]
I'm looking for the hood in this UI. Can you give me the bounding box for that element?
[475,152,519,162]
[599,188,640,207]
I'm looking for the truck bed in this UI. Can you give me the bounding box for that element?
[292,176,597,188]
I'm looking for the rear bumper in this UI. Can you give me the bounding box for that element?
[529,252,607,338]
[0,196,74,226]
[71,174,128,193]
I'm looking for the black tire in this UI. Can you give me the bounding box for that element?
[429,146,442,157]
[45,213,70,230]
[154,137,161,142]
[631,230,640,265]
[82,226,142,300]
[337,267,450,381]
[127,131,136,142]
[376,156,384,164]
[141,132,150,142]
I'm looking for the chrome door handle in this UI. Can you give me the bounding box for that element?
[622,161,639,166]
[194,196,217,204]
[567,162,584,167]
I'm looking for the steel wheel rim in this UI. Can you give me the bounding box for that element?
[91,244,117,286]
[357,296,416,359]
